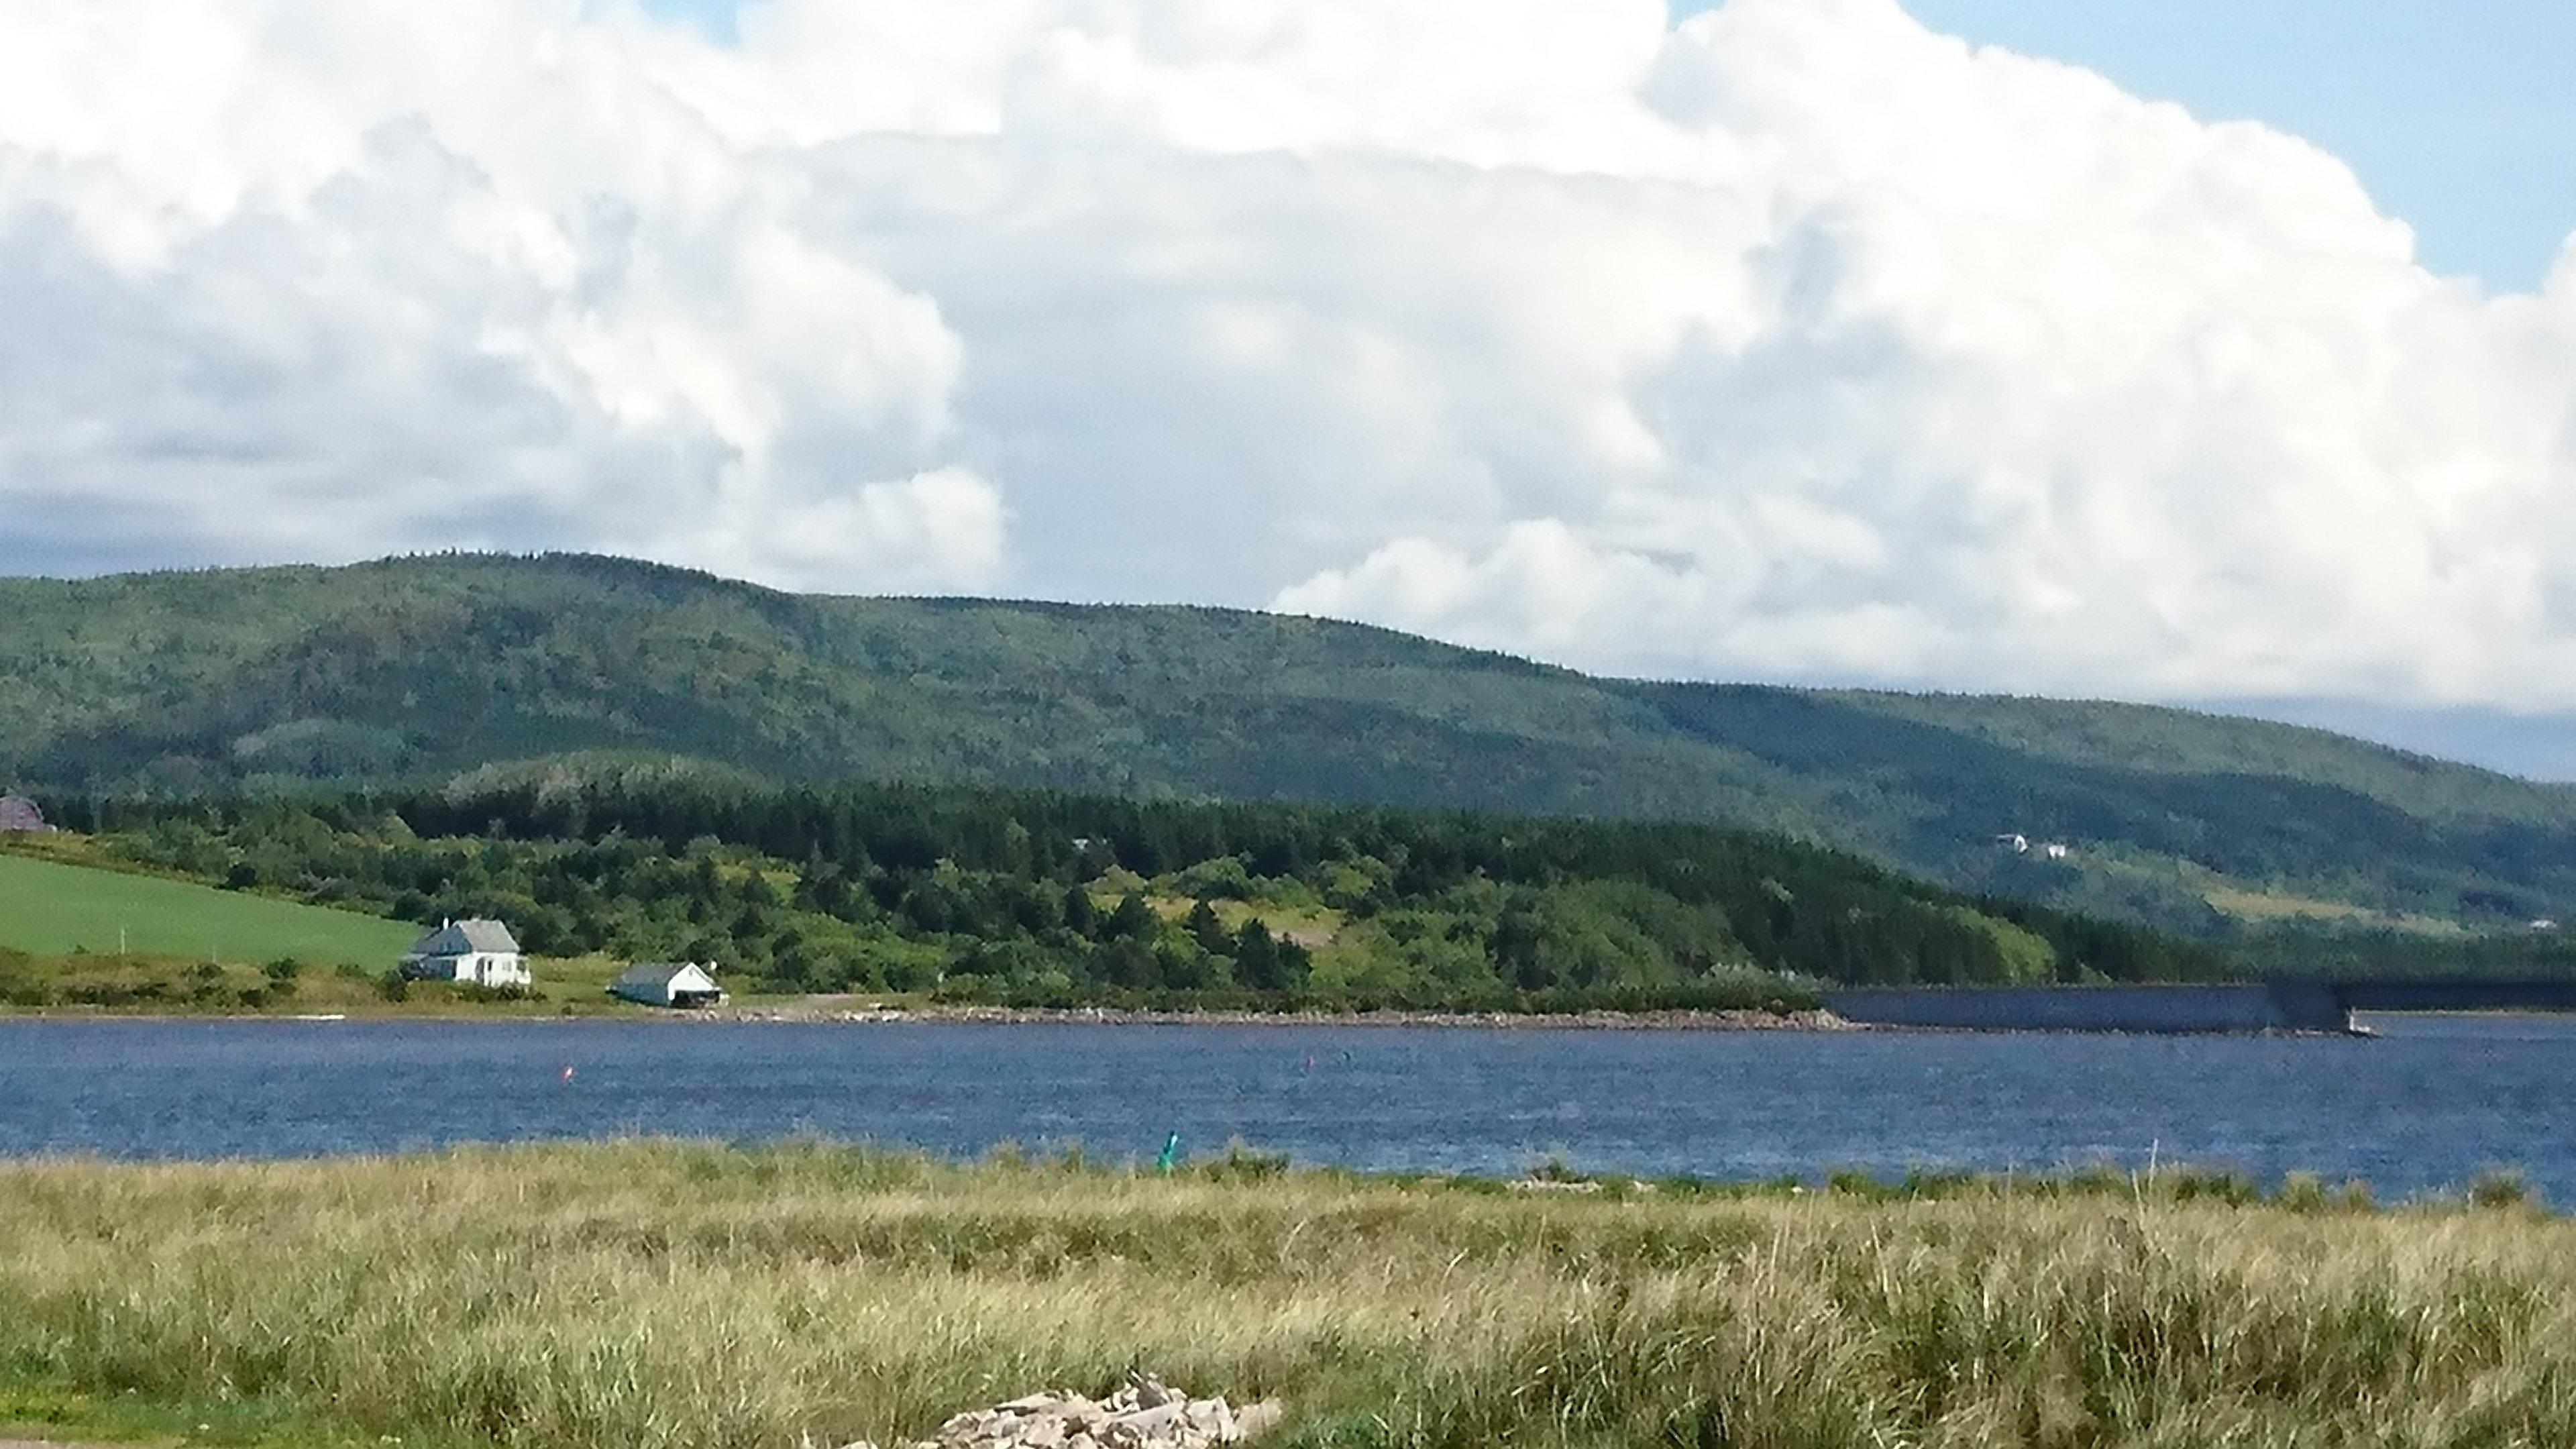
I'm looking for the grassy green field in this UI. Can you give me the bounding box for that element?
[0,847,698,1014]
[0,851,419,966]
[0,1143,2569,1449]
[0,945,651,1015]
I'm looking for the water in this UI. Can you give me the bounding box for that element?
[1,1014,2571,1200]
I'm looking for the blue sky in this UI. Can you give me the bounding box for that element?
[644,0,2576,292]
[1862,1,2576,291]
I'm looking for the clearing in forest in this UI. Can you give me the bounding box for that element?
[0,852,417,967]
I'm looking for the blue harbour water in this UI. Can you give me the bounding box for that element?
[1,1015,2571,1201]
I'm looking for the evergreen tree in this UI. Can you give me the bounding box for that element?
[1107,892,1158,941]
[1275,936,1313,990]
[1493,906,1546,991]
[1093,938,1160,990]
[1158,940,1214,990]
[1063,885,1099,938]
[1186,900,1231,955]
[1236,919,1287,991]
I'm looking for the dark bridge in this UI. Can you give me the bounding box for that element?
[1823,980,2576,1035]
[2330,979,2576,1015]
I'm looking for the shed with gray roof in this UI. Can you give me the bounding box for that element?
[610,962,725,1009]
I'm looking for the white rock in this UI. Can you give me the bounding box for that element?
[1101,1403,1182,1447]
[892,1379,1282,1449]
[1233,1402,1285,1442]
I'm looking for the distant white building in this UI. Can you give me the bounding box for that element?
[609,962,727,1009]
[401,918,530,987]
[2534,919,2562,932]
[2041,842,2072,861]
[1994,833,2029,854]
[0,793,52,833]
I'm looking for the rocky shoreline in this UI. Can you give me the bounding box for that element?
[720,1001,1855,1031]
[0,1002,1856,1029]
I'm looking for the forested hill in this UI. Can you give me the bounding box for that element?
[60,772,2220,1002]
[5,552,2573,936]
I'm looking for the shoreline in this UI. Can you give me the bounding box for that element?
[0,1003,2377,1034]
[0,1002,1858,1031]
[716,1002,1858,1031]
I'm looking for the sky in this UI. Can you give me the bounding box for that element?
[4,0,2575,777]
[643,0,2576,292]
[1835,1,2576,292]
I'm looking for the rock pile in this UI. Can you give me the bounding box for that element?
[843,1375,1283,1449]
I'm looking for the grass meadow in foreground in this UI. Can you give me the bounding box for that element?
[0,1144,2571,1449]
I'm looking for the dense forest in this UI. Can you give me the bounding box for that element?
[3,553,2572,938]
[42,763,2226,1009]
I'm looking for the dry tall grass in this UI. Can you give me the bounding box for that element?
[1,1143,2570,1448]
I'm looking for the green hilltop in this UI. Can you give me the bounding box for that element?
[4,551,2572,937]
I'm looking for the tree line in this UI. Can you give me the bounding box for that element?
[54,766,2229,1008]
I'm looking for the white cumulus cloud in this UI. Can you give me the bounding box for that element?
[1,0,2573,709]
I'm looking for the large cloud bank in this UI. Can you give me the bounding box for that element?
[4,0,2574,706]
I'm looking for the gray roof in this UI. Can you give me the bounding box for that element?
[407,918,521,956]
[612,962,715,989]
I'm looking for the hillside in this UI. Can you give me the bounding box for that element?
[0,849,419,965]
[66,774,2217,1001]
[4,552,2573,935]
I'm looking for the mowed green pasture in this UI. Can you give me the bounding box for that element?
[0,852,417,965]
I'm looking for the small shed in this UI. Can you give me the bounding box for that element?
[401,918,531,987]
[610,962,727,1009]
[0,794,52,833]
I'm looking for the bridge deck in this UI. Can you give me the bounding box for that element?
[2330,980,2576,1014]
[1823,981,2576,1035]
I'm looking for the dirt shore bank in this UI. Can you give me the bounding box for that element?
[715,1001,1855,1030]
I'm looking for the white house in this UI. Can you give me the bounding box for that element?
[609,962,726,1009]
[400,918,531,987]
